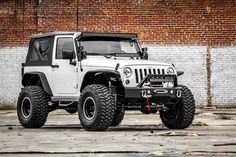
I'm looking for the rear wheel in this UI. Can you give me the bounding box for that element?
[160,85,195,129]
[17,86,49,128]
[78,85,115,131]
[111,108,125,126]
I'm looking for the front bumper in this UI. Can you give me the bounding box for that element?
[125,87,182,99]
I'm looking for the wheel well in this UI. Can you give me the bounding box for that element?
[80,71,124,95]
[22,74,41,86]
[22,72,52,96]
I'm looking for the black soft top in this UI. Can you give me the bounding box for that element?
[32,31,137,39]
[31,32,76,38]
[80,32,137,39]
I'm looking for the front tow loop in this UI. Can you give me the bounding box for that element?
[141,90,152,112]
[177,90,182,98]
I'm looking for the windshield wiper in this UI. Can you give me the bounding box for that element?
[87,52,116,58]
[114,53,140,58]
[87,52,141,59]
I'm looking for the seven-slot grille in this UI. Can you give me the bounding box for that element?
[134,68,165,83]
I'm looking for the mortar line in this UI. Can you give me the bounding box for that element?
[76,0,79,30]
[206,45,212,107]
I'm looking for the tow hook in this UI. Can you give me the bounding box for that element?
[141,90,152,112]
[141,90,152,98]
[177,90,181,98]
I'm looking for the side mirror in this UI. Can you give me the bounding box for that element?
[142,47,148,52]
[141,47,148,60]
[62,50,76,66]
[177,71,184,76]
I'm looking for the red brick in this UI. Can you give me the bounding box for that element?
[0,0,235,46]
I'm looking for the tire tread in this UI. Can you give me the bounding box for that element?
[160,85,195,129]
[17,86,49,128]
[79,84,115,131]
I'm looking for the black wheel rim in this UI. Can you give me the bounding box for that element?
[162,101,180,119]
[83,97,96,120]
[21,97,31,118]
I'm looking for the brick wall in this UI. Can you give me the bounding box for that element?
[0,0,236,107]
[1,0,235,46]
[0,47,27,107]
[211,47,236,106]
[147,45,207,106]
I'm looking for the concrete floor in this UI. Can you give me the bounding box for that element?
[0,109,236,157]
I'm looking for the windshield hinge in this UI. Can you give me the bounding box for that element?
[115,63,120,71]
[74,67,78,72]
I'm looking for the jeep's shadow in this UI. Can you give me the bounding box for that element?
[109,124,166,131]
[42,124,166,132]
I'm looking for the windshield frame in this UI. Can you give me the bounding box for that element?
[77,36,142,58]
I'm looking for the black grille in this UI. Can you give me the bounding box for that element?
[134,68,165,83]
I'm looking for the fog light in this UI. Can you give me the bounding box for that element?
[163,82,174,88]
[125,79,130,85]
[170,90,174,94]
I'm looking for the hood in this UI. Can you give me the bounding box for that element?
[82,57,171,69]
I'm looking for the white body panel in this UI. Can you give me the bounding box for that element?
[51,60,78,95]
[82,56,171,68]
[51,36,78,97]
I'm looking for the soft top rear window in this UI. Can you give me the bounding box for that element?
[25,37,54,66]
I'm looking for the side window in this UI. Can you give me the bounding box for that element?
[56,38,75,59]
[29,38,51,61]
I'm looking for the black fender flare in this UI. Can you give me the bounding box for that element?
[80,70,122,92]
[22,72,53,96]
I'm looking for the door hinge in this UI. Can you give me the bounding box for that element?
[74,67,78,72]
[74,83,78,89]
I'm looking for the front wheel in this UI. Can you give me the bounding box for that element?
[160,85,195,129]
[78,85,115,131]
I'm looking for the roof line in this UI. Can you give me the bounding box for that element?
[32,31,138,39]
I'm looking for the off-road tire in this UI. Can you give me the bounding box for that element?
[160,85,195,129]
[111,109,125,126]
[78,84,115,131]
[17,86,49,128]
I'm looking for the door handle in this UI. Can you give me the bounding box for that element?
[51,64,59,68]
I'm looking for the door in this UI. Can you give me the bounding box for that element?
[51,37,78,96]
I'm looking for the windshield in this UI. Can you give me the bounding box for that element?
[80,37,141,55]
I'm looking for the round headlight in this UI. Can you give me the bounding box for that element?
[167,67,175,74]
[123,67,132,78]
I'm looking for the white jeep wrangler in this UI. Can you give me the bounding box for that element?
[17,32,195,131]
